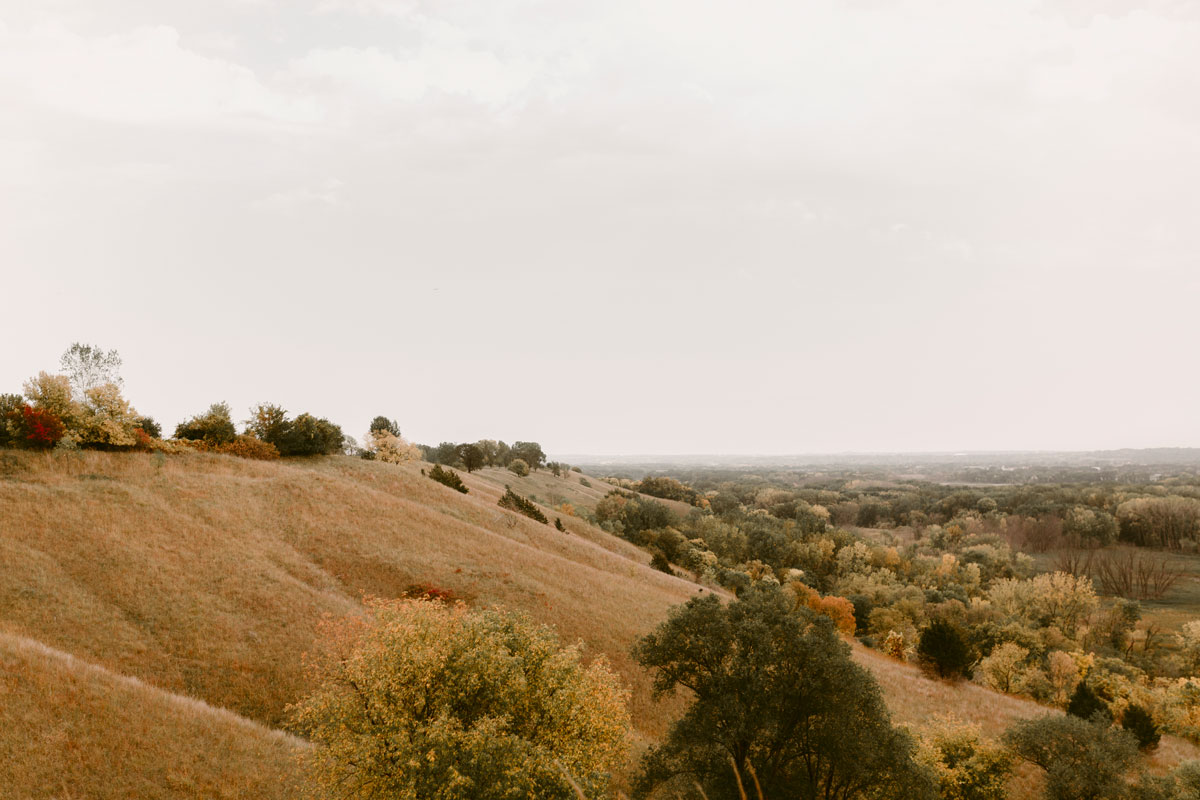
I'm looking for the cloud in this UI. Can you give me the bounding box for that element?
[0,22,318,127]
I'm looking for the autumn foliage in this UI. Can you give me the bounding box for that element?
[787,581,856,635]
[288,598,629,800]
[19,405,65,449]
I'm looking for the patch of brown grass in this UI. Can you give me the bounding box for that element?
[0,631,303,800]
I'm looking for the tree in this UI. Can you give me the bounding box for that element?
[428,464,468,493]
[368,416,401,437]
[917,620,973,681]
[134,416,162,439]
[0,394,24,446]
[174,402,237,444]
[632,586,934,799]
[365,428,422,464]
[60,343,122,399]
[1122,703,1160,752]
[511,441,546,470]
[509,458,530,477]
[1003,714,1138,800]
[978,643,1028,694]
[916,718,1012,800]
[246,403,290,445]
[277,413,343,456]
[289,598,630,800]
[431,441,460,466]
[1067,682,1112,724]
[457,443,485,473]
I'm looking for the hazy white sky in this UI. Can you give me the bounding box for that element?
[2,0,1198,455]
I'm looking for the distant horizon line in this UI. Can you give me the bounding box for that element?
[555,446,1200,461]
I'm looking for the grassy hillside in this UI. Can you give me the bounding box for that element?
[0,630,302,800]
[2,450,1197,797]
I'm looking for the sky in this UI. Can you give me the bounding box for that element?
[1,0,1198,455]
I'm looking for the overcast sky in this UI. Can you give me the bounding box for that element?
[2,0,1198,455]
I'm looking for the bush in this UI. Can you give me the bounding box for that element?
[364,429,422,464]
[134,416,162,439]
[174,402,237,444]
[1122,703,1160,752]
[509,458,530,477]
[1067,682,1112,724]
[917,620,973,681]
[499,488,547,524]
[916,718,1012,800]
[18,405,66,449]
[650,550,672,573]
[580,477,591,488]
[220,435,280,460]
[0,394,23,446]
[288,599,630,800]
[428,464,468,494]
[555,518,566,532]
[277,413,344,456]
[1004,714,1138,800]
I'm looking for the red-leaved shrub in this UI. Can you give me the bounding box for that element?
[21,405,65,449]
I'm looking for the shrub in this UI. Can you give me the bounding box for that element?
[0,394,24,446]
[917,619,973,681]
[1003,714,1138,800]
[650,550,672,573]
[1122,703,1161,752]
[288,598,630,800]
[1067,682,1112,724]
[134,416,162,439]
[220,435,280,461]
[580,477,591,488]
[19,405,65,449]
[401,583,458,603]
[555,518,566,532]
[508,458,530,477]
[916,718,1012,800]
[174,402,237,444]
[499,488,547,524]
[276,413,343,456]
[428,464,468,494]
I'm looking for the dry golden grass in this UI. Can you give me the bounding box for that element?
[0,630,303,800]
[3,450,1198,798]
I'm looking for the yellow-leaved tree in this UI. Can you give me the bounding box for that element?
[289,598,630,800]
[364,428,423,464]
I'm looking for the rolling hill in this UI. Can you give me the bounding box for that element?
[1,450,1196,797]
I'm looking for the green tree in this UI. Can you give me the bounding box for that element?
[632,586,934,799]
[457,443,485,473]
[368,416,401,437]
[0,394,24,446]
[289,598,630,800]
[277,413,343,456]
[1067,682,1112,724]
[431,441,460,465]
[1003,714,1138,800]
[246,403,290,445]
[509,458,530,477]
[1122,703,1160,752]
[511,441,546,470]
[917,620,973,681]
[174,402,237,444]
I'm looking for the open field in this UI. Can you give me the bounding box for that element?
[3,450,1198,797]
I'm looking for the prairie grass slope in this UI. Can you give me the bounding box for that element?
[0,631,302,800]
[2,451,1197,798]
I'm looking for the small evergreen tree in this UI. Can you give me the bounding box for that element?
[555,517,566,532]
[1067,682,1112,724]
[498,488,547,524]
[916,619,973,680]
[428,464,468,494]
[368,416,401,437]
[1121,704,1160,752]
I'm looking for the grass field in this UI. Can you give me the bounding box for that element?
[2,450,1197,797]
